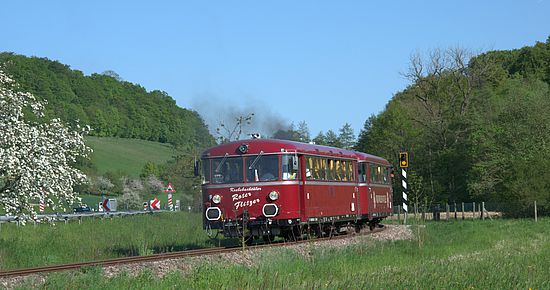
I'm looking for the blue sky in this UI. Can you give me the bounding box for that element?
[2,1,549,138]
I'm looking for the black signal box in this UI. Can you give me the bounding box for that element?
[399,152,409,168]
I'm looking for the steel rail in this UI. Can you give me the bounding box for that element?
[0,226,386,278]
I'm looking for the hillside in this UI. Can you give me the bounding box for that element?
[356,37,550,215]
[85,136,177,177]
[0,53,215,149]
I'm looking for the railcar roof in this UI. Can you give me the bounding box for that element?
[202,139,390,165]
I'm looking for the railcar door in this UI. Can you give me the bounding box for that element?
[357,162,370,219]
[369,163,392,216]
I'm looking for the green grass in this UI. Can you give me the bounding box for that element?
[16,218,550,289]
[85,136,177,177]
[0,212,212,270]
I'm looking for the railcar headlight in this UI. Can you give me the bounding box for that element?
[212,194,222,204]
[268,191,279,201]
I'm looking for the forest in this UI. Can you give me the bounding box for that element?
[0,52,215,150]
[355,37,550,216]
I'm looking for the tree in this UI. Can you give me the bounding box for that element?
[296,121,311,143]
[312,131,327,145]
[325,130,342,148]
[0,70,91,220]
[338,123,355,150]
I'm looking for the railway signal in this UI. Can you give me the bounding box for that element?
[399,152,409,168]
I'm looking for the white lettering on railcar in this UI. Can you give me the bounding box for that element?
[230,187,262,192]
[234,199,261,210]
[375,194,387,204]
[232,192,252,201]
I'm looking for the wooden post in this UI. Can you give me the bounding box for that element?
[398,205,401,221]
[535,201,538,222]
[478,204,481,220]
[472,202,476,219]
[422,206,426,221]
[462,202,465,220]
[454,202,457,220]
[481,202,485,220]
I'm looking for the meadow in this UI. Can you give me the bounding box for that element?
[0,212,211,270]
[13,218,550,289]
[85,136,177,177]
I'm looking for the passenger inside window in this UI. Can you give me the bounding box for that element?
[282,155,298,180]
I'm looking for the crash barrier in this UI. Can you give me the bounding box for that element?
[0,210,170,225]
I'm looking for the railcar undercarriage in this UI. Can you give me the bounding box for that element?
[205,215,386,244]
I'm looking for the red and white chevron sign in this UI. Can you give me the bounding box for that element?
[168,194,173,210]
[102,198,111,212]
[150,198,160,210]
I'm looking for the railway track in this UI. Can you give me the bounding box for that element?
[0,226,386,278]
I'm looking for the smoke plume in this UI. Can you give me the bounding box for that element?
[191,93,290,140]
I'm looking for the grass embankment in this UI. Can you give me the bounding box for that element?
[85,136,176,177]
[17,218,550,289]
[0,212,211,270]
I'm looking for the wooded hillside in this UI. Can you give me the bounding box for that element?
[356,37,550,216]
[0,53,215,150]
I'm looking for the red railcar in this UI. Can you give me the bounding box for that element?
[201,139,392,240]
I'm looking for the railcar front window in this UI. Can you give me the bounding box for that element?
[247,154,279,182]
[212,157,243,184]
[282,155,298,180]
[202,159,211,184]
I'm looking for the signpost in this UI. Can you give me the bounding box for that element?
[150,198,160,210]
[101,198,118,212]
[39,192,45,213]
[102,198,110,212]
[164,183,176,193]
[168,194,173,211]
[399,152,409,224]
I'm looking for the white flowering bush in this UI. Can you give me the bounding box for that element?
[145,175,164,192]
[0,70,91,221]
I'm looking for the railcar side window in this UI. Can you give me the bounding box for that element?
[327,159,335,180]
[358,162,367,183]
[335,160,343,181]
[347,161,354,181]
[202,159,211,184]
[282,155,298,180]
[246,154,279,182]
[369,164,390,184]
[212,157,244,184]
[305,157,354,182]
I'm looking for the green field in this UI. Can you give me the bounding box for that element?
[0,212,211,270]
[85,136,177,177]
[10,218,550,289]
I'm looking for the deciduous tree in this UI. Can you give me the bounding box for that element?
[0,70,91,220]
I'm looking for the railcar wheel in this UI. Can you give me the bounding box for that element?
[264,234,276,243]
[245,236,256,246]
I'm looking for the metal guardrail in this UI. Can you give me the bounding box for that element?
[0,210,171,224]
